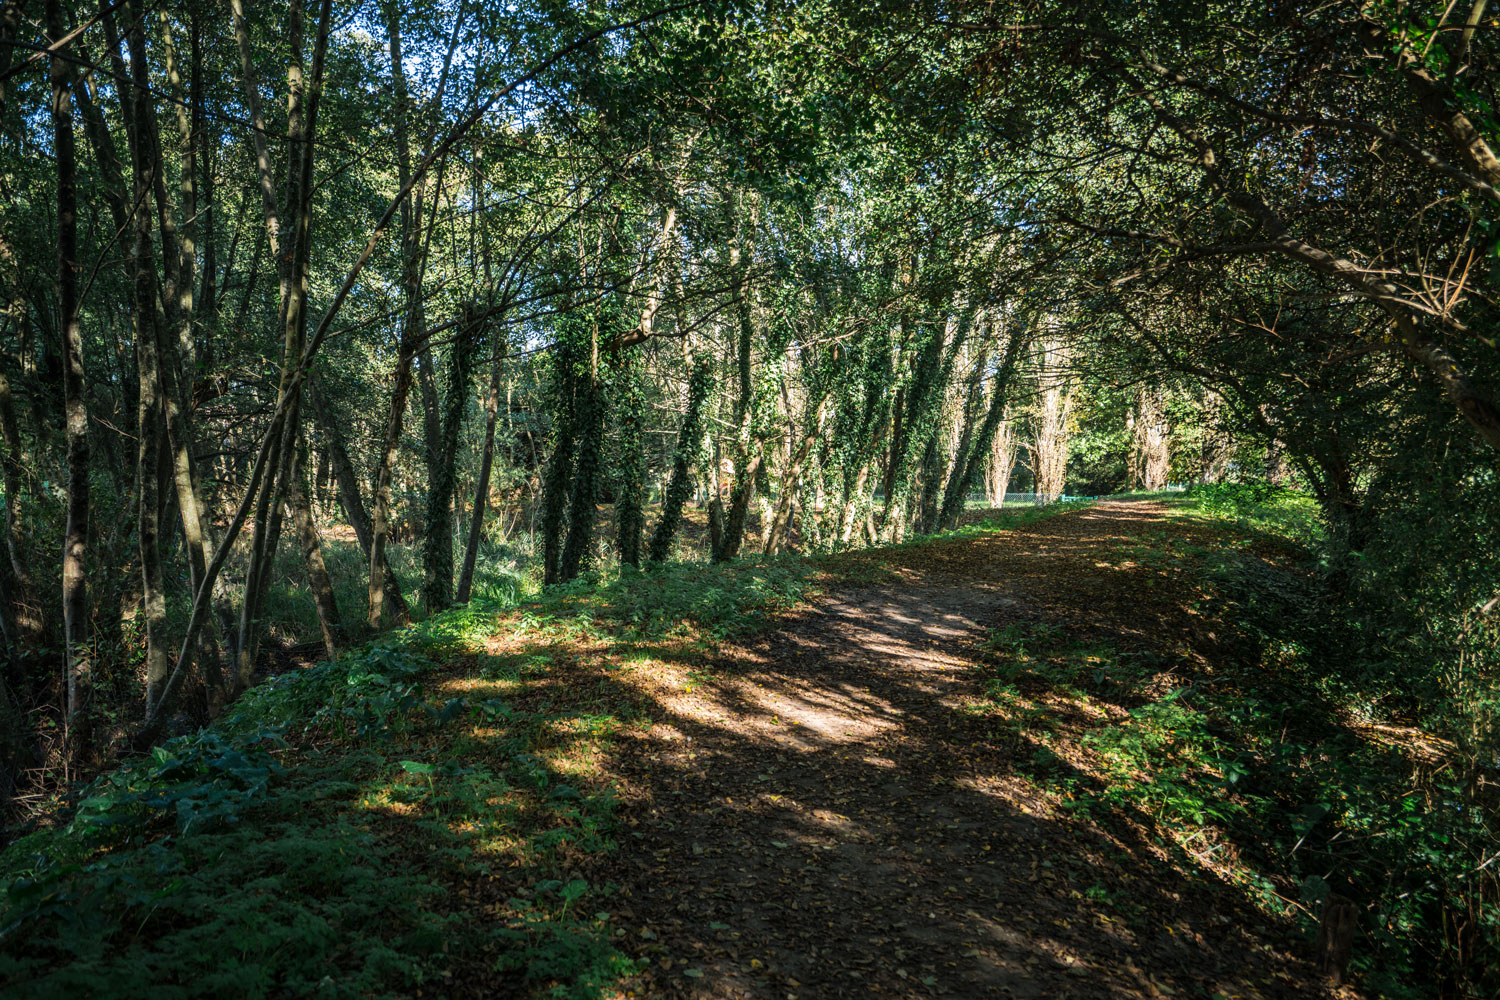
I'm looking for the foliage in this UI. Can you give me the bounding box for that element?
[967,488,1499,998]
[0,528,824,997]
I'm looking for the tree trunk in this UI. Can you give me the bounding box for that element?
[986,419,1018,506]
[1131,387,1170,491]
[1033,366,1073,502]
[457,324,506,603]
[288,431,341,657]
[763,394,830,556]
[235,0,331,690]
[308,379,410,622]
[49,0,91,757]
[423,309,479,610]
[614,347,646,568]
[648,359,712,563]
[558,324,604,582]
[713,217,760,564]
[938,321,1028,529]
[0,366,37,643]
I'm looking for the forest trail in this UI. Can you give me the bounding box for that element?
[596,500,1335,999]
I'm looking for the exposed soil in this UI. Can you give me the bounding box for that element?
[594,501,1342,999]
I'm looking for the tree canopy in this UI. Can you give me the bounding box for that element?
[1,0,1498,993]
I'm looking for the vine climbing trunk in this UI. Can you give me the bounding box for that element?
[559,315,604,583]
[422,308,480,611]
[457,322,506,604]
[648,360,712,563]
[713,205,760,563]
[614,347,647,568]
[938,320,1028,530]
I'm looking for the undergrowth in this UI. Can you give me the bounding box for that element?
[967,488,1498,999]
[0,551,822,999]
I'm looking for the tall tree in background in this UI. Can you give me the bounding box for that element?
[47,0,90,758]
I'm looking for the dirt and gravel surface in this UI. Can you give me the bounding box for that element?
[598,501,1341,999]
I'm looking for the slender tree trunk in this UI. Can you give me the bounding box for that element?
[0,366,36,642]
[713,215,760,563]
[122,47,174,719]
[119,0,231,706]
[369,0,440,618]
[288,431,341,657]
[235,0,332,692]
[309,380,410,622]
[457,325,506,602]
[368,356,416,625]
[539,366,577,585]
[49,0,91,757]
[423,310,479,610]
[614,347,647,567]
[559,318,603,583]
[137,336,169,718]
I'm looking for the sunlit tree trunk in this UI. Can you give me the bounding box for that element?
[1032,333,1073,503]
[1130,387,1171,491]
[986,418,1018,506]
[938,320,1028,530]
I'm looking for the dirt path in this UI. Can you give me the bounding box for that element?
[600,501,1335,999]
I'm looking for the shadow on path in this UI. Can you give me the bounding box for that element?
[598,502,1334,999]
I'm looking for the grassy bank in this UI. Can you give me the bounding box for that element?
[963,486,1495,998]
[0,498,872,999]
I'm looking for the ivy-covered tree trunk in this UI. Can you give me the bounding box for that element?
[457,323,507,604]
[559,372,605,583]
[878,311,956,539]
[648,360,712,563]
[764,393,830,555]
[614,347,646,568]
[422,310,480,611]
[713,219,760,565]
[938,322,1028,530]
[541,325,582,585]
[914,432,944,535]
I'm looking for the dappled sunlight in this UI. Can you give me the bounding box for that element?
[562,501,1335,997]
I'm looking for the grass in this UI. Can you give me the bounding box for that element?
[961,486,1497,998]
[0,495,1129,999]
[0,534,846,998]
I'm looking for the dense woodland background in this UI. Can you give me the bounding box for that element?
[1,0,1500,993]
